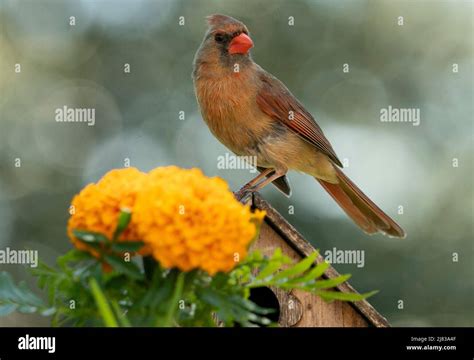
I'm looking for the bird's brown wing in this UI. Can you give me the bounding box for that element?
[256,72,343,167]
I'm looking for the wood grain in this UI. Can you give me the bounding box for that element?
[250,192,390,327]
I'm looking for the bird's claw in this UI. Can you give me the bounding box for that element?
[234,186,255,203]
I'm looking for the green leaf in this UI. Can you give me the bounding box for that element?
[287,261,330,285]
[40,307,57,317]
[57,249,93,271]
[311,274,351,290]
[197,287,273,327]
[113,209,132,241]
[231,296,274,316]
[111,241,144,253]
[242,249,377,308]
[17,305,38,313]
[255,249,286,280]
[272,252,318,281]
[104,255,143,280]
[0,272,43,307]
[255,262,280,281]
[137,269,174,308]
[0,271,44,316]
[317,290,379,302]
[73,230,108,246]
[247,250,264,262]
[0,304,16,316]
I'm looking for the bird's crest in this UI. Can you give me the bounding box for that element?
[206,14,246,30]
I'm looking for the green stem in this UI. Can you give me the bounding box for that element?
[89,278,118,327]
[160,271,186,327]
[111,300,131,327]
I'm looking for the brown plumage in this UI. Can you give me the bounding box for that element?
[192,14,405,238]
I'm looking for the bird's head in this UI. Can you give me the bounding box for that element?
[193,14,254,74]
[205,14,253,56]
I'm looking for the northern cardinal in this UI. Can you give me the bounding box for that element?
[192,14,405,238]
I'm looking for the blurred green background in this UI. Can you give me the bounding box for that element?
[0,0,472,326]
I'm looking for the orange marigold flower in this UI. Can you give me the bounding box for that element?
[67,167,150,256]
[133,166,265,275]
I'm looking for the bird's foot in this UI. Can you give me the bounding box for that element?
[234,185,256,203]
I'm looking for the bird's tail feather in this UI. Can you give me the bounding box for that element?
[316,168,405,238]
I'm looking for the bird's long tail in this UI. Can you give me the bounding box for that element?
[316,167,405,238]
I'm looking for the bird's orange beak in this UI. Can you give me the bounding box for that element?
[229,33,253,55]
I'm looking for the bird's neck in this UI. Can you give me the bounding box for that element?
[193,47,255,79]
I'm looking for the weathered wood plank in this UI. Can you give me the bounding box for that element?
[251,192,390,328]
[251,221,369,327]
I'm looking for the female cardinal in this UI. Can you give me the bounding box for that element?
[192,14,405,238]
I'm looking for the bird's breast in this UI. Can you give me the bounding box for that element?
[194,73,272,155]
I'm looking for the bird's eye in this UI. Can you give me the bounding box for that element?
[214,33,225,43]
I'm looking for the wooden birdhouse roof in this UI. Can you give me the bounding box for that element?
[250,192,390,327]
